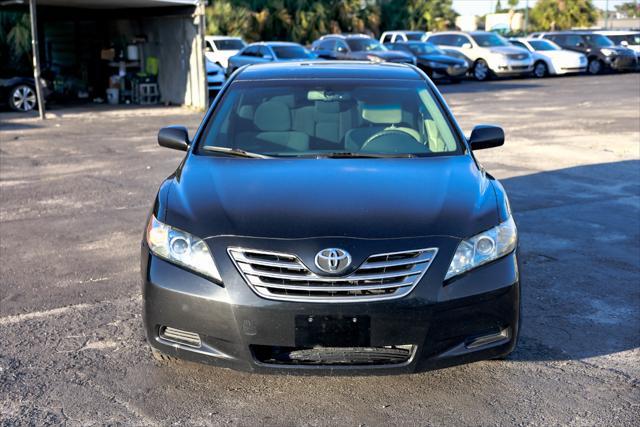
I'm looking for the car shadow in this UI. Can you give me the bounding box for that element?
[498,159,640,362]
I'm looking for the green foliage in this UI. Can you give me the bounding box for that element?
[0,11,32,71]
[205,0,455,44]
[615,1,640,18]
[529,0,598,31]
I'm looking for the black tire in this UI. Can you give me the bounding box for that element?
[473,59,491,81]
[8,84,37,112]
[150,347,179,363]
[533,61,548,78]
[588,58,603,75]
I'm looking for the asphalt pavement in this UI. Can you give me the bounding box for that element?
[1,73,639,425]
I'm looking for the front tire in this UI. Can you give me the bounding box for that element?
[588,58,603,75]
[473,59,490,81]
[8,84,37,112]
[533,61,548,78]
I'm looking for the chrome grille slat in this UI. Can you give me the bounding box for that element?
[228,246,438,303]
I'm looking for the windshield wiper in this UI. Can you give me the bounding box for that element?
[201,146,272,159]
[309,152,416,159]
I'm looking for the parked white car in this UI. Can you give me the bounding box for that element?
[594,30,640,61]
[204,36,246,70]
[380,30,428,43]
[206,59,225,94]
[425,31,533,81]
[509,38,587,77]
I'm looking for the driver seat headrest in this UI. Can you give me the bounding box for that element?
[361,103,402,125]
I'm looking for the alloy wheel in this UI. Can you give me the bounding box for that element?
[10,85,37,112]
[474,60,489,81]
[588,59,602,75]
[534,62,548,78]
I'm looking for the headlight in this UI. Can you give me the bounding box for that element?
[146,215,222,282]
[445,216,517,281]
[601,48,615,56]
[366,55,384,63]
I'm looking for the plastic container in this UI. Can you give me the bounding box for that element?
[106,88,119,105]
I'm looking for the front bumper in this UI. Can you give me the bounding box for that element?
[142,236,520,375]
[607,55,638,71]
[489,58,533,76]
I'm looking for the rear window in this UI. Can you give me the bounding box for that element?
[214,39,245,50]
[198,80,462,158]
[271,45,316,59]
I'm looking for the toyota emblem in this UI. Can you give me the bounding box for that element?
[315,248,351,274]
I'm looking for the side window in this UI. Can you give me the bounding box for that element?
[565,35,583,47]
[258,46,272,58]
[382,34,393,43]
[319,40,335,51]
[428,35,446,45]
[205,41,215,52]
[243,46,258,56]
[454,35,471,47]
[511,40,528,50]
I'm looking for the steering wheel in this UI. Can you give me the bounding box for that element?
[361,128,425,153]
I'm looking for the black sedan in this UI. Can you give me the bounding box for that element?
[0,76,49,112]
[385,41,469,82]
[143,61,519,374]
[311,34,416,65]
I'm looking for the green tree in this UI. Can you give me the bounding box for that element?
[0,11,31,72]
[205,0,252,37]
[402,0,458,31]
[615,1,639,18]
[530,0,598,31]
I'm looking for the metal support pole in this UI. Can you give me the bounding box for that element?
[197,0,208,110]
[29,0,46,119]
[524,0,529,33]
[604,0,609,29]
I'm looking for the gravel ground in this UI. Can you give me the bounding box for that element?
[1,73,639,426]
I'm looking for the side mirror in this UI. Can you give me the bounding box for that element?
[158,126,189,151]
[462,42,472,49]
[621,40,629,47]
[468,125,504,150]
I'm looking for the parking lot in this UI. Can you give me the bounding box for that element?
[1,72,639,425]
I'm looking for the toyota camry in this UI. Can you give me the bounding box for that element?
[142,61,520,374]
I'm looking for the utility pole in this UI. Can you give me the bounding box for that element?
[604,0,609,29]
[29,0,46,119]
[524,0,529,34]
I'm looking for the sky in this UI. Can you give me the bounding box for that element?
[452,0,634,16]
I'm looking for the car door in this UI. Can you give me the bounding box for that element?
[564,34,588,53]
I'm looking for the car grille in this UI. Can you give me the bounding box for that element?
[228,247,438,303]
[507,53,528,60]
[252,345,414,365]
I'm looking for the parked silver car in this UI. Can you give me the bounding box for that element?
[227,42,317,77]
[426,31,533,81]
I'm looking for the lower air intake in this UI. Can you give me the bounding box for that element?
[159,326,202,348]
[252,345,414,366]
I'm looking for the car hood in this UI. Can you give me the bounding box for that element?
[489,46,530,55]
[164,155,499,240]
[417,54,467,66]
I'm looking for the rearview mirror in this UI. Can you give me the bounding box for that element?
[158,126,189,151]
[468,125,504,150]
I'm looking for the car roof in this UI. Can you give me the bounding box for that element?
[594,30,639,35]
[320,34,371,39]
[246,42,303,47]
[205,36,243,40]
[233,61,422,81]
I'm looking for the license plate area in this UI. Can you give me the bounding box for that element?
[295,315,370,347]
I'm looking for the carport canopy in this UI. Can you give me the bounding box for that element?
[10,0,205,118]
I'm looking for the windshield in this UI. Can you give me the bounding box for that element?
[408,42,443,55]
[472,33,510,47]
[346,38,387,52]
[271,45,316,59]
[584,34,614,47]
[406,33,424,41]
[607,34,640,45]
[199,80,462,158]
[529,40,560,51]
[213,39,245,50]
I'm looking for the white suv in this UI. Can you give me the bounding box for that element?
[204,36,246,71]
[380,31,428,43]
[426,31,533,80]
